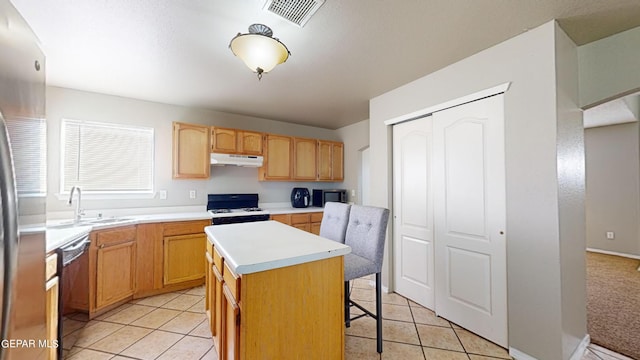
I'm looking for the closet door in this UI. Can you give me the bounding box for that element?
[433,94,507,347]
[392,116,435,309]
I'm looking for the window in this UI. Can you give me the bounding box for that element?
[61,119,154,194]
[4,117,47,196]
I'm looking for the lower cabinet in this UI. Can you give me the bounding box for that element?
[164,233,206,285]
[65,226,137,318]
[45,253,59,360]
[94,227,137,311]
[272,211,323,235]
[135,220,209,299]
[222,262,241,360]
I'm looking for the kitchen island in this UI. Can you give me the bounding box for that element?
[205,220,350,360]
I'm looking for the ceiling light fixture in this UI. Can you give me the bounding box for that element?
[229,24,290,80]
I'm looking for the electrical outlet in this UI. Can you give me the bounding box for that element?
[159,190,167,200]
[189,190,196,199]
[606,231,615,240]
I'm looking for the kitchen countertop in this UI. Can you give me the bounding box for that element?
[205,220,350,275]
[45,206,326,253]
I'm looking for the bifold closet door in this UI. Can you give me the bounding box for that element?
[392,116,435,309]
[433,94,507,347]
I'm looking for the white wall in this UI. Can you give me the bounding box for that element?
[555,24,587,360]
[585,122,640,256]
[370,21,585,359]
[46,86,352,214]
[579,26,640,108]
[335,119,369,204]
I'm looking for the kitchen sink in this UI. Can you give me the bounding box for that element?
[47,217,135,229]
[85,217,134,224]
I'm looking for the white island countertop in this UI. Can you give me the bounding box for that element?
[205,220,350,275]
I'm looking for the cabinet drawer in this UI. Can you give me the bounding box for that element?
[163,220,210,237]
[291,213,310,225]
[206,240,213,256]
[310,212,324,223]
[213,246,223,273]
[45,253,57,281]
[223,262,240,301]
[271,214,291,225]
[96,226,136,247]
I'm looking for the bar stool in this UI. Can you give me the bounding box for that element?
[343,205,390,353]
[319,202,351,243]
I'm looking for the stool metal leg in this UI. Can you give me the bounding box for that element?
[376,272,382,353]
[345,281,351,328]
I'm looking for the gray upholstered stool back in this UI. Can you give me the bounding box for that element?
[319,202,351,243]
[344,205,390,278]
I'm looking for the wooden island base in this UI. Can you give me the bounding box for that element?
[207,248,345,360]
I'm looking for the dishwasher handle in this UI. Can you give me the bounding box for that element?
[61,235,90,266]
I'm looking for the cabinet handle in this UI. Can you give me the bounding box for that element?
[99,244,105,249]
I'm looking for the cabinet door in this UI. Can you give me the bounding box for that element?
[259,134,292,180]
[212,265,224,359]
[310,212,323,235]
[222,284,240,360]
[164,233,206,285]
[293,223,311,232]
[205,246,214,331]
[331,142,344,181]
[317,141,333,180]
[317,141,344,181]
[310,222,321,235]
[270,214,291,225]
[237,131,263,155]
[173,122,210,179]
[45,276,59,359]
[96,241,136,309]
[293,138,317,180]
[212,127,237,153]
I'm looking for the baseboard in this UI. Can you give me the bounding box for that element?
[367,279,389,293]
[586,248,640,261]
[509,347,537,360]
[509,335,589,360]
[569,334,591,360]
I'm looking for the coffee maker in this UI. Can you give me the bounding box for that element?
[290,187,310,208]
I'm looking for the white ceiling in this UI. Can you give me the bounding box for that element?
[10,0,640,129]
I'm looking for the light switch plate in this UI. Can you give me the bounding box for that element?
[159,190,167,200]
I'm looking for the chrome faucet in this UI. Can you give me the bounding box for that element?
[68,186,84,223]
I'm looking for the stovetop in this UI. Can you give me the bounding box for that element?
[208,208,270,218]
[207,194,269,219]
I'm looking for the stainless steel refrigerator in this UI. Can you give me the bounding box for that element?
[0,0,47,359]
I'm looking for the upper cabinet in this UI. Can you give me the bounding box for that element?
[293,137,317,181]
[318,141,344,181]
[237,130,263,155]
[211,127,237,153]
[173,122,210,179]
[259,134,293,180]
[173,122,342,181]
[211,127,263,156]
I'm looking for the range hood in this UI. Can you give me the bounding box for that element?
[210,153,264,167]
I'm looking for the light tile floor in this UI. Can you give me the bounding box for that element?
[62,277,630,360]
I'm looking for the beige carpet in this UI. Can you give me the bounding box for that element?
[586,251,640,360]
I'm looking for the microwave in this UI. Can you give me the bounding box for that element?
[312,189,347,207]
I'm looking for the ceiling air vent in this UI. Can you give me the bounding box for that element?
[263,0,325,28]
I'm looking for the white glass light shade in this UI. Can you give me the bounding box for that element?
[229,33,289,74]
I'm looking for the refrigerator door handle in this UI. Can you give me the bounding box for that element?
[0,112,20,350]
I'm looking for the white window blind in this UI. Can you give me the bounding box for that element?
[5,117,46,196]
[61,119,154,193]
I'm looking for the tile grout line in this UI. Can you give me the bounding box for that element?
[406,299,428,360]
